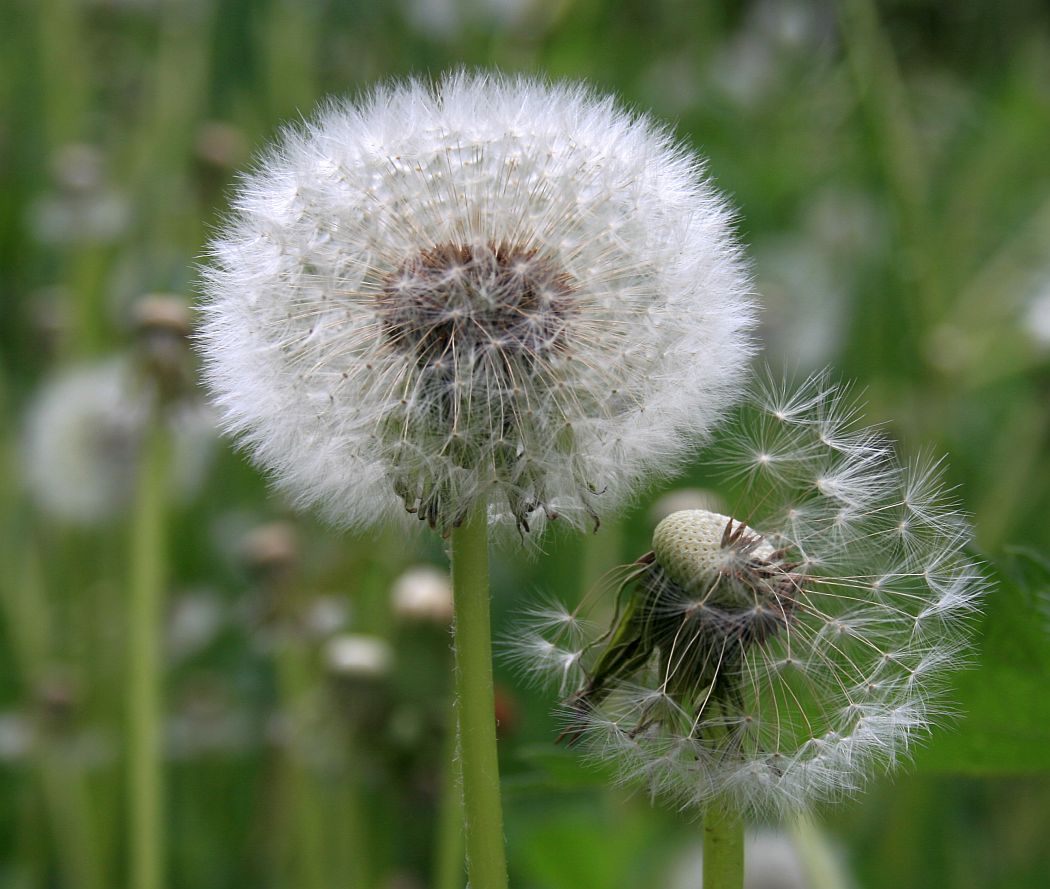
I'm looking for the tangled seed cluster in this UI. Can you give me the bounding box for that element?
[511,373,985,815]
[197,72,755,535]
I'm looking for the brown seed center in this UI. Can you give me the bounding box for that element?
[377,242,575,368]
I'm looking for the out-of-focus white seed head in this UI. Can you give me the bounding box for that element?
[29,144,129,245]
[392,565,454,624]
[324,634,393,678]
[22,359,215,525]
[197,71,755,537]
[167,591,226,662]
[304,595,350,638]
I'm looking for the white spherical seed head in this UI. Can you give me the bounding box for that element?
[517,372,986,816]
[198,72,756,536]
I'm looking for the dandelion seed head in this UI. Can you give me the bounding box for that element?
[197,72,755,535]
[22,359,215,525]
[519,372,985,816]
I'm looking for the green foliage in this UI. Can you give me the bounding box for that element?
[918,549,1050,773]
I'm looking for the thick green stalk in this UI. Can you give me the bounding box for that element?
[433,709,464,889]
[449,509,508,889]
[128,420,170,889]
[703,801,744,889]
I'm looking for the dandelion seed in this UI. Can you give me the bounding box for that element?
[197,71,755,536]
[520,373,985,816]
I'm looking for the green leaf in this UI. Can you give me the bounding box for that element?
[915,548,1050,773]
[507,798,681,889]
[504,744,619,795]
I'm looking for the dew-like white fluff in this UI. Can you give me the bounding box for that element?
[511,372,986,816]
[22,359,215,524]
[197,72,755,535]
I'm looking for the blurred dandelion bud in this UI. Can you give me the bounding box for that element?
[198,72,755,536]
[392,565,454,625]
[22,358,215,524]
[0,712,32,762]
[167,674,254,760]
[325,634,393,679]
[32,671,81,735]
[27,286,73,356]
[51,143,106,193]
[132,293,194,399]
[515,372,985,816]
[194,120,248,172]
[1023,281,1050,350]
[166,590,226,662]
[240,520,299,584]
[303,594,350,638]
[326,634,395,730]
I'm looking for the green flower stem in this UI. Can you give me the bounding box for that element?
[703,801,744,889]
[433,707,464,889]
[128,419,170,889]
[449,508,508,889]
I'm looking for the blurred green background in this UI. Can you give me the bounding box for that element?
[2,1,1050,887]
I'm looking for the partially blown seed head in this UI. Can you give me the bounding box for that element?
[512,372,985,816]
[197,72,755,535]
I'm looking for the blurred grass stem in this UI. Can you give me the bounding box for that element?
[128,418,171,889]
[273,642,328,889]
[449,509,508,889]
[1,533,105,889]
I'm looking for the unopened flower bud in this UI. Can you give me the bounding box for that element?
[133,293,194,399]
[324,634,393,679]
[194,120,248,171]
[240,521,298,583]
[392,566,454,625]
